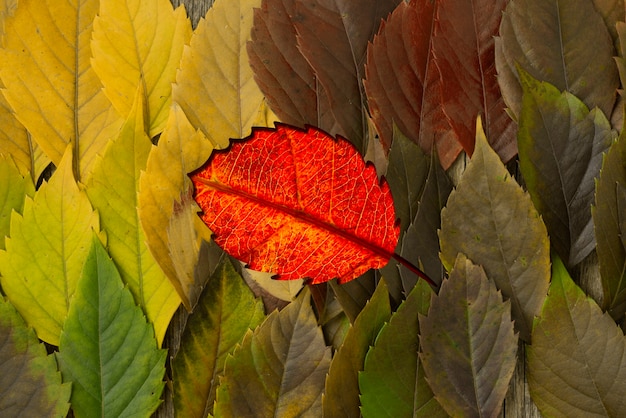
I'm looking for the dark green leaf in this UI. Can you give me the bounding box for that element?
[440,119,550,341]
[172,257,266,418]
[528,255,626,416]
[214,289,330,417]
[0,297,70,417]
[360,279,446,418]
[496,0,618,119]
[324,279,391,417]
[518,71,615,267]
[419,254,517,417]
[57,235,166,418]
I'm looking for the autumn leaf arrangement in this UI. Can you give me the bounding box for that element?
[2,0,626,416]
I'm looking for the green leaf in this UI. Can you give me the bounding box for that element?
[214,288,330,417]
[323,279,391,417]
[86,88,180,346]
[528,255,626,416]
[518,71,615,268]
[359,279,446,418]
[0,155,34,251]
[419,254,517,417]
[91,0,191,137]
[57,235,166,418]
[0,297,71,417]
[440,118,550,341]
[0,147,100,345]
[593,130,626,320]
[172,257,265,418]
[496,0,618,119]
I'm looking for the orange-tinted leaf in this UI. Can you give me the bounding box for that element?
[434,0,515,162]
[191,124,400,284]
[364,0,461,168]
[293,0,400,153]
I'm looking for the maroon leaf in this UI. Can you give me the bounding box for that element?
[364,0,461,169]
[433,0,516,162]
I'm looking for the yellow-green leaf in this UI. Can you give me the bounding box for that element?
[0,0,123,181]
[91,0,191,137]
[0,147,100,345]
[138,103,213,309]
[172,0,266,148]
[86,89,180,346]
[0,155,34,251]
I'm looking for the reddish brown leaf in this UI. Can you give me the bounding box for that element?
[364,0,461,169]
[293,0,400,153]
[247,0,336,131]
[433,0,516,162]
[191,124,400,284]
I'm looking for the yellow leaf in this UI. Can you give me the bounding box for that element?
[86,88,180,346]
[0,0,123,181]
[139,103,213,309]
[0,154,34,250]
[91,0,192,137]
[172,0,267,148]
[0,147,100,345]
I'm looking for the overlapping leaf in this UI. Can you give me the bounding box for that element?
[419,254,517,417]
[518,72,615,268]
[528,256,626,416]
[364,0,457,162]
[323,279,391,417]
[191,124,400,284]
[293,0,400,153]
[440,119,550,341]
[0,0,122,181]
[172,0,265,149]
[0,155,33,251]
[172,257,265,418]
[433,0,515,163]
[592,0,624,49]
[593,130,626,320]
[91,0,191,137]
[0,148,100,345]
[57,235,166,418]
[359,280,445,418]
[214,289,330,417]
[86,90,180,346]
[496,0,618,119]
[247,0,334,130]
[0,297,70,417]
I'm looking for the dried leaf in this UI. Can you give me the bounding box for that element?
[323,279,391,417]
[433,0,515,163]
[518,71,615,267]
[191,124,399,284]
[419,254,517,417]
[214,289,330,417]
[359,280,446,418]
[172,0,265,149]
[173,257,265,418]
[0,147,100,345]
[0,0,122,181]
[293,0,400,153]
[86,89,180,346]
[440,118,550,341]
[91,0,192,137]
[0,297,70,417]
[528,255,626,417]
[57,235,166,418]
[496,0,618,119]
[593,130,626,321]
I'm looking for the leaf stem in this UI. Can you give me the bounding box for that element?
[391,253,437,288]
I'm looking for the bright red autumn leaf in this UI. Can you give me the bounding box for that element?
[190,124,400,284]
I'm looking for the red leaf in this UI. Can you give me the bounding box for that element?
[191,124,400,284]
[364,0,461,169]
[433,0,516,162]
